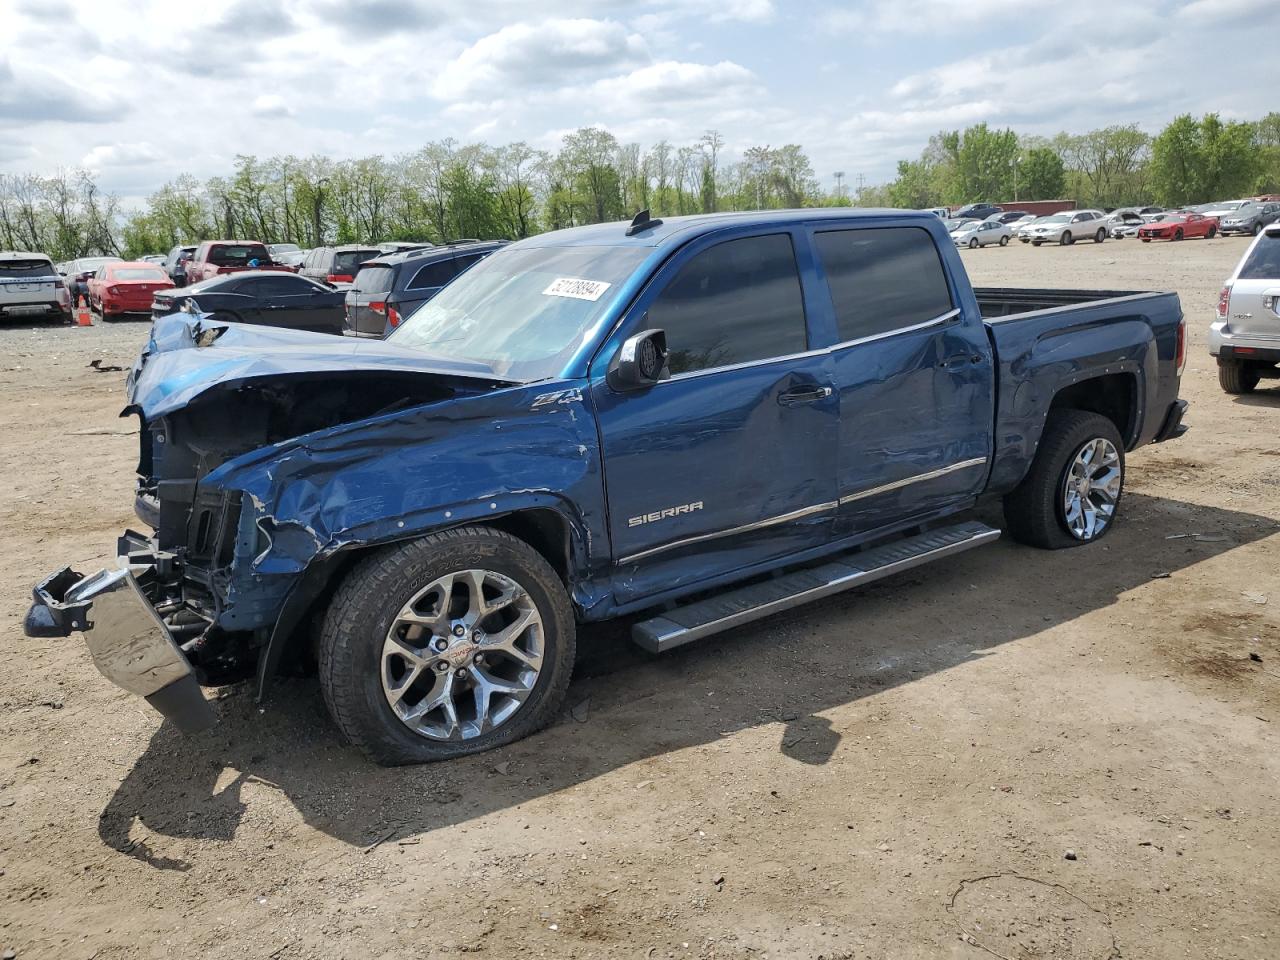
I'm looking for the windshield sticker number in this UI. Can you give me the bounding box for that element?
[542,277,611,301]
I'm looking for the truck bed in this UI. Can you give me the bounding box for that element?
[975,287,1155,319]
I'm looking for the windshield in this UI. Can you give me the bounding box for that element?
[112,268,169,281]
[392,244,649,381]
[950,220,977,232]
[268,243,300,254]
[1211,201,1245,211]
[1041,214,1071,224]
[75,257,120,273]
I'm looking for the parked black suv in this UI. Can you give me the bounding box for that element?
[299,245,381,284]
[344,241,507,337]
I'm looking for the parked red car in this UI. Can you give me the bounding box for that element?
[1138,212,1218,242]
[87,261,174,317]
[185,240,293,284]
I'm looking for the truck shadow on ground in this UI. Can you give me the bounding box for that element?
[98,492,1277,868]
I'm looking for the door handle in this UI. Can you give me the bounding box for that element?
[939,354,982,369]
[778,385,833,406]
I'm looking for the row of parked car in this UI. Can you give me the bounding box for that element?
[938,197,1280,251]
[0,239,505,335]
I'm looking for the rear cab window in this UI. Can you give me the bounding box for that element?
[647,233,808,376]
[1239,234,1280,280]
[814,226,953,342]
[210,244,270,265]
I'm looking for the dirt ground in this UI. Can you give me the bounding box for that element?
[1,235,1278,960]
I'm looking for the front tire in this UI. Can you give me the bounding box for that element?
[1218,358,1260,395]
[319,527,576,765]
[1173,229,1184,241]
[1206,226,1217,239]
[1254,222,1264,236]
[1060,231,1073,246]
[999,235,1009,246]
[1003,410,1125,549]
[969,238,979,249]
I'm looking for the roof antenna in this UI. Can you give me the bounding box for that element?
[626,209,664,237]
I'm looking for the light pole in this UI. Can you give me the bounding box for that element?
[1012,156,1020,202]
[834,171,846,204]
[313,176,330,246]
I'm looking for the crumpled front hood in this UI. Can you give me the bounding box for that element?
[127,313,513,418]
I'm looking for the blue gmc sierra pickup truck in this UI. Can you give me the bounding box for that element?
[25,208,1188,765]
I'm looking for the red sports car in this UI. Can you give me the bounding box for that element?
[1137,212,1218,242]
[87,261,174,317]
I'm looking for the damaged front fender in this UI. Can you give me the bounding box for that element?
[202,377,609,637]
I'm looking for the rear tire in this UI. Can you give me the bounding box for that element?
[318,527,576,765]
[1060,231,1073,246]
[1032,241,1043,247]
[1094,228,1106,243]
[999,235,1009,246]
[1218,358,1260,395]
[1003,410,1125,550]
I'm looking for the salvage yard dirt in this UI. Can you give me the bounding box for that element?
[1,237,1278,960]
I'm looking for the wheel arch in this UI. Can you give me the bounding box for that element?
[254,505,582,697]
[1048,372,1140,449]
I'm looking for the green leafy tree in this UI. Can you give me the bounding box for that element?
[1017,147,1066,201]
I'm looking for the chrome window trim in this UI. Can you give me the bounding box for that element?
[828,307,961,352]
[838,457,988,505]
[616,500,838,566]
[652,307,964,385]
[615,455,989,566]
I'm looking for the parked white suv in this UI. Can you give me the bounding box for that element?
[1211,222,1280,394]
[1025,210,1109,246]
[0,251,72,323]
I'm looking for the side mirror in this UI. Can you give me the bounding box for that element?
[610,328,669,391]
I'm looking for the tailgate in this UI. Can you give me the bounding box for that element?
[1226,280,1280,340]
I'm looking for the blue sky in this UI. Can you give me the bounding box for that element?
[2,0,1277,204]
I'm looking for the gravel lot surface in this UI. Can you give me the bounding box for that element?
[1,235,1277,959]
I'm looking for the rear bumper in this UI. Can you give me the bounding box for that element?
[1208,321,1280,359]
[23,534,216,733]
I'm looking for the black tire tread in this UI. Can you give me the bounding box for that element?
[1217,358,1259,395]
[1003,409,1124,550]
[318,526,575,765]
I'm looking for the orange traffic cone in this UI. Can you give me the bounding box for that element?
[76,295,92,327]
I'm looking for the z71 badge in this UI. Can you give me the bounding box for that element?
[628,501,704,527]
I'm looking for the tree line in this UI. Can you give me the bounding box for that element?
[2,112,1277,262]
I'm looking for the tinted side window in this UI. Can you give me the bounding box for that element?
[252,276,307,296]
[646,233,807,376]
[815,227,953,343]
[1239,235,1280,280]
[408,259,458,290]
[454,252,487,272]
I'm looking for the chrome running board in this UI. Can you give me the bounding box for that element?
[631,520,1000,653]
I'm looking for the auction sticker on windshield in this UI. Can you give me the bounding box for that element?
[542,277,611,301]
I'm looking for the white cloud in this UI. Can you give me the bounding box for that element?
[80,142,162,171]
[431,19,649,100]
[252,95,296,118]
[589,60,759,111]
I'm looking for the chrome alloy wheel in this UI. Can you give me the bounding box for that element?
[1061,438,1122,541]
[381,569,544,741]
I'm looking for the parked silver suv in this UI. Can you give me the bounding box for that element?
[0,251,72,323]
[1211,222,1280,393]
